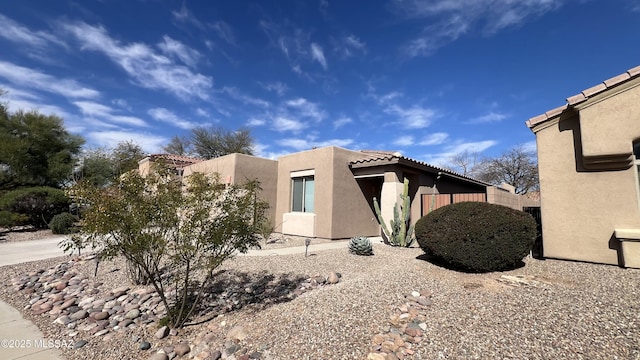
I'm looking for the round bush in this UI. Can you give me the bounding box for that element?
[49,212,77,234]
[415,202,536,273]
[0,187,70,229]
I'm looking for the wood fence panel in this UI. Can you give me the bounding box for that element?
[422,193,487,215]
[453,193,486,203]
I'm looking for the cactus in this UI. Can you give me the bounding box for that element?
[348,236,374,256]
[373,178,415,247]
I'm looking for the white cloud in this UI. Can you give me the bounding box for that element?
[385,104,437,129]
[6,96,71,123]
[252,142,293,160]
[521,140,537,153]
[467,111,508,124]
[147,107,197,129]
[172,2,205,30]
[87,130,166,153]
[221,87,270,108]
[62,22,212,100]
[393,135,415,146]
[424,139,498,166]
[333,34,367,58]
[0,61,100,99]
[247,118,266,126]
[259,20,327,76]
[0,14,66,53]
[310,43,328,70]
[333,116,353,129]
[272,117,306,132]
[394,0,565,57]
[259,81,288,96]
[196,108,209,117]
[158,35,201,68]
[112,98,131,110]
[74,100,148,127]
[211,21,236,45]
[419,132,449,145]
[277,138,354,151]
[285,98,326,121]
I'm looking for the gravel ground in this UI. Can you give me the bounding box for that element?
[0,227,55,242]
[1,242,639,360]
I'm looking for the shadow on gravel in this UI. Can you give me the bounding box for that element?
[190,270,307,325]
[416,253,526,274]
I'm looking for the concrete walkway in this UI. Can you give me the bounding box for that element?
[0,236,69,359]
[0,236,68,266]
[0,301,65,360]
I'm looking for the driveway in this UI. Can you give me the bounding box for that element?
[0,236,69,266]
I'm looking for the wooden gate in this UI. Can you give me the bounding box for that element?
[421,193,487,215]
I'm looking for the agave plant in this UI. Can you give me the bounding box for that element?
[349,236,374,256]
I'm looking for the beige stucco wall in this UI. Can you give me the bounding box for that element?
[578,80,640,158]
[486,186,540,210]
[183,154,278,225]
[274,147,380,240]
[534,104,640,266]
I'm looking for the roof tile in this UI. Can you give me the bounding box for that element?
[627,65,640,77]
[603,73,630,88]
[527,113,548,127]
[566,93,587,105]
[581,83,607,97]
[545,105,567,119]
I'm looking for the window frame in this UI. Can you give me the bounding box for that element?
[634,141,640,208]
[290,169,315,213]
[291,176,314,213]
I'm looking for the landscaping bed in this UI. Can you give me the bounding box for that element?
[0,244,639,360]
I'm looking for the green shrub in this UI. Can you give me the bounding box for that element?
[348,235,374,256]
[0,187,70,229]
[49,212,77,234]
[0,211,29,228]
[415,202,536,273]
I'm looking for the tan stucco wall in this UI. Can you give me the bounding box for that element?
[486,187,540,210]
[138,158,153,176]
[578,80,640,158]
[534,109,640,266]
[275,147,380,240]
[183,154,278,225]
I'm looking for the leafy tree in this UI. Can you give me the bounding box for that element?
[478,146,539,194]
[0,109,84,189]
[0,186,70,228]
[112,140,146,175]
[74,147,116,188]
[73,141,146,187]
[162,135,193,156]
[73,166,267,328]
[190,126,254,159]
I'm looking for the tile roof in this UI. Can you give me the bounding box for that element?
[147,154,204,168]
[526,64,640,129]
[350,153,493,187]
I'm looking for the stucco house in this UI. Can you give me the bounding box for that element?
[526,65,640,268]
[140,146,536,241]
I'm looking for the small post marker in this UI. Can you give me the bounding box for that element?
[305,238,311,257]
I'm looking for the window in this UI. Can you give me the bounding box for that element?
[291,176,314,212]
[634,141,640,189]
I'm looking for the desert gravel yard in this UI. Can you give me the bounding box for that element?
[1,242,639,360]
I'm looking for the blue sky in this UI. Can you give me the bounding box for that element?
[1,1,639,165]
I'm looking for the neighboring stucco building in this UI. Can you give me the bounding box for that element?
[527,65,640,268]
[140,146,536,241]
